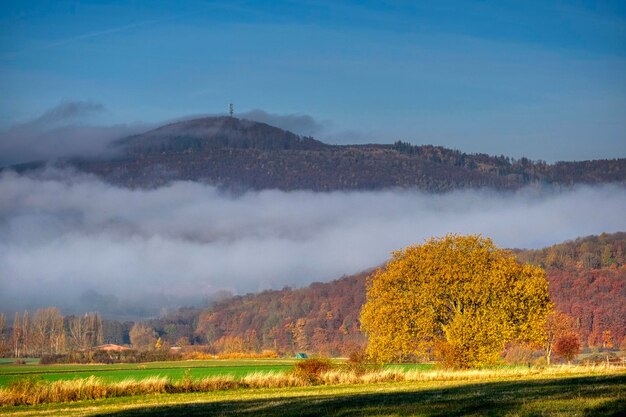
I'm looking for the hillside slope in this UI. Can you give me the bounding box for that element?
[181,233,626,355]
[25,116,625,192]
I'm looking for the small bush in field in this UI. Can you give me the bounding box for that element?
[345,348,374,375]
[554,333,581,364]
[40,354,69,365]
[293,358,334,383]
[348,348,367,364]
[183,350,280,360]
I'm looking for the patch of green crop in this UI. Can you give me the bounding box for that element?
[0,359,297,387]
[0,359,433,387]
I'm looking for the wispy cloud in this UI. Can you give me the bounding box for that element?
[240,109,328,137]
[0,101,149,166]
[1,19,162,60]
[20,101,105,129]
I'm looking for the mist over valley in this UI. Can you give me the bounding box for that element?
[1,165,624,317]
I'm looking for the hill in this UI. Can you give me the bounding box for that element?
[14,116,624,192]
[157,233,626,356]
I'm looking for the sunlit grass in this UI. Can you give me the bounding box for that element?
[1,370,624,417]
[1,363,623,407]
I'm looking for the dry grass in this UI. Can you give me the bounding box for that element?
[1,363,623,406]
[403,364,621,382]
[321,364,624,385]
[242,371,303,388]
[0,376,170,406]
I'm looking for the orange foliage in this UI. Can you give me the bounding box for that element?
[361,234,551,367]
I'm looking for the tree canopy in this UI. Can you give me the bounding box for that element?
[360,234,552,368]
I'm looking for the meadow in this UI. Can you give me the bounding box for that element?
[0,370,624,416]
[0,359,298,387]
[0,359,624,416]
[0,359,433,387]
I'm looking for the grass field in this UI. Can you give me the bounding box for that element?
[0,359,295,386]
[0,359,432,387]
[0,371,624,416]
[0,358,40,365]
[1,359,624,416]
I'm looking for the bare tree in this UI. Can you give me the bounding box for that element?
[87,312,103,347]
[68,312,104,351]
[22,311,29,357]
[67,315,86,351]
[129,323,157,351]
[32,307,65,355]
[0,313,7,355]
[12,312,21,358]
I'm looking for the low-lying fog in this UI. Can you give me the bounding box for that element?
[1,168,625,317]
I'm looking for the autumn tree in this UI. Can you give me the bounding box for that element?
[601,330,614,350]
[176,336,190,347]
[293,318,308,352]
[129,323,157,351]
[212,335,246,353]
[360,234,552,368]
[620,336,626,352]
[543,311,575,365]
[554,333,581,364]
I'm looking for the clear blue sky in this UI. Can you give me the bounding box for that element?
[1,0,625,161]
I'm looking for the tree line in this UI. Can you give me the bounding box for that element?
[0,308,103,357]
[2,233,624,361]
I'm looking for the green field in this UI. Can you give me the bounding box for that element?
[0,359,432,387]
[0,359,295,386]
[0,358,40,365]
[1,372,624,416]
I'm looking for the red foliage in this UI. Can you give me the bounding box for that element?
[187,233,626,355]
[548,267,626,347]
[194,271,370,355]
[554,333,581,363]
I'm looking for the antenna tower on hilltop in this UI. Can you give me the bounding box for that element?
[229,103,234,117]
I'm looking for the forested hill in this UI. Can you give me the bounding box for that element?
[173,233,626,356]
[16,116,625,192]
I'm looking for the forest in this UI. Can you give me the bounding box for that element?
[0,232,624,360]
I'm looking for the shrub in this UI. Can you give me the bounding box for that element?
[345,348,375,375]
[40,354,69,365]
[182,350,279,360]
[293,358,334,383]
[347,348,368,365]
[554,333,581,364]
[39,348,183,365]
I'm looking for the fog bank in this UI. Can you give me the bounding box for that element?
[1,169,624,316]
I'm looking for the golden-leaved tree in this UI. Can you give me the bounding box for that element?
[360,234,552,368]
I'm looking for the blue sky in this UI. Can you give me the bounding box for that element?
[1,0,625,161]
